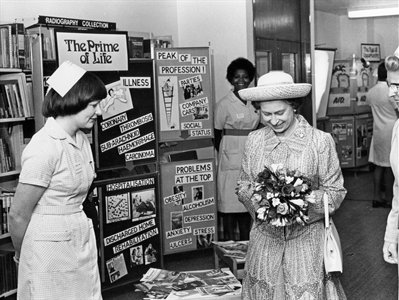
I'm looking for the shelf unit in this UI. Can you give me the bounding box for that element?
[0,67,32,299]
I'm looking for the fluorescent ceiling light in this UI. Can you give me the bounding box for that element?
[348,7,399,18]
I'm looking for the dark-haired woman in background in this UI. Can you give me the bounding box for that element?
[9,61,107,300]
[214,57,260,241]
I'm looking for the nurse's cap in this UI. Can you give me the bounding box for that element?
[46,61,87,97]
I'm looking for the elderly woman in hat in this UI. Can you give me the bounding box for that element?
[9,61,106,299]
[236,71,347,299]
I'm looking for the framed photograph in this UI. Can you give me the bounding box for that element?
[361,43,381,62]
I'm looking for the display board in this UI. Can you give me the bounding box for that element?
[93,60,157,170]
[155,47,213,142]
[327,59,372,116]
[95,173,162,288]
[53,29,157,171]
[160,159,217,255]
[53,29,161,289]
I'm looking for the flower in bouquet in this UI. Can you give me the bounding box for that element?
[251,164,316,227]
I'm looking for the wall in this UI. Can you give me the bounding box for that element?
[0,0,253,104]
[176,0,254,103]
[315,10,399,60]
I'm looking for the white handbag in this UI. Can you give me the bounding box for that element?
[324,193,343,273]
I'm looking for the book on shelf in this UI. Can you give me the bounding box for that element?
[0,192,14,235]
[0,242,17,296]
[0,197,3,235]
[128,36,144,59]
[0,26,11,69]
[0,23,25,69]
[25,25,56,60]
[0,123,22,174]
[0,72,32,118]
[24,34,34,70]
[25,75,34,116]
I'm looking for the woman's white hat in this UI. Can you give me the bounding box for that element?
[238,71,311,101]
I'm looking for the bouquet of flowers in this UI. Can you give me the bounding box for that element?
[251,164,316,227]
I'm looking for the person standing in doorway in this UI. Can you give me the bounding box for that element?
[214,57,260,241]
[367,62,397,208]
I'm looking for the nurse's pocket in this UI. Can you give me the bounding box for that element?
[220,149,243,171]
[33,231,78,271]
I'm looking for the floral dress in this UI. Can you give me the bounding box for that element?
[236,115,347,300]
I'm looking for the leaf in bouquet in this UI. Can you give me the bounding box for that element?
[281,184,295,196]
[268,209,277,219]
[256,207,268,221]
[251,193,262,203]
[254,183,264,192]
[295,216,305,226]
[285,176,295,184]
[257,166,273,182]
[293,178,304,187]
[259,198,271,208]
[289,199,305,207]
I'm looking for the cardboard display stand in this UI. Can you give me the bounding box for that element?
[154,47,217,255]
[93,59,158,171]
[53,29,158,171]
[94,173,162,289]
[160,159,217,255]
[155,47,213,142]
[52,28,162,288]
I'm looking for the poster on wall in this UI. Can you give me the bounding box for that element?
[327,59,371,116]
[160,159,217,255]
[155,47,213,142]
[96,173,161,287]
[54,29,157,170]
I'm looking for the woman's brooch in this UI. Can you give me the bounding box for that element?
[295,128,305,139]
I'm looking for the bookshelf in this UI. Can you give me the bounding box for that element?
[0,33,31,295]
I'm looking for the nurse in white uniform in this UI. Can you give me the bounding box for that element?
[9,61,107,300]
[214,57,260,241]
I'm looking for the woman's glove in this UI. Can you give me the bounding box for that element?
[383,241,398,264]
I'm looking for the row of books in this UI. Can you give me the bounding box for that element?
[0,193,13,235]
[0,72,34,118]
[0,242,17,297]
[0,23,26,70]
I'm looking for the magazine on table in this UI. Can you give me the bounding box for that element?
[135,267,241,299]
[212,240,249,259]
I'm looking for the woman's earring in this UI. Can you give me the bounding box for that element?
[294,109,297,113]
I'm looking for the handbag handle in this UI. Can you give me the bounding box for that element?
[324,193,330,228]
